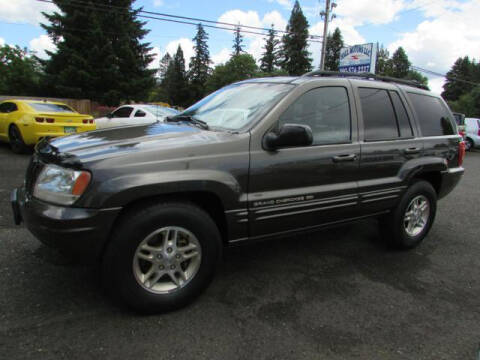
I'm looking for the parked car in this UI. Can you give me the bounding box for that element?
[464,117,480,151]
[0,99,95,153]
[12,72,465,313]
[95,104,179,129]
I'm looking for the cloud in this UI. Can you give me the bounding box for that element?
[387,0,480,78]
[148,46,162,70]
[335,0,406,26]
[0,37,4,46]
[211,48,231,66]
[0,0,58,26]
[165,38,195,69]
[427,77,445,95]
[153,0,164,6]
[29,34,56,59]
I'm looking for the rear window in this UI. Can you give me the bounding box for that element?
[407,93,455,136]
[28,102,75,113]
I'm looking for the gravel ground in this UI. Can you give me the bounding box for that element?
[0,142,479,360]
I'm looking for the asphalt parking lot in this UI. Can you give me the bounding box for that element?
[0,143,479,360]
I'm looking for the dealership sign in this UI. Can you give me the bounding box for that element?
[339,43,377,73]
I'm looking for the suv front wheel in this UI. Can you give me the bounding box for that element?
[102,201,222,313]
[380,180,437,249]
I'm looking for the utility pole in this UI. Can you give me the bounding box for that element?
[319,0,336,70]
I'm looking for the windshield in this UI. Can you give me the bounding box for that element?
[142,105,179,117]
[28,102,76,113]
[178,82,293,130]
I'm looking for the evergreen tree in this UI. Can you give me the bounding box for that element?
[163,45,189,107]
[260,25,280,73]
[41,0,155,106]
[324,27,343,71]
[387,47,410,78]
[189,24,211,102]
[280,1,312,75]
[442,56,475,101]
[158,53,172,81]
[232,25,244,56]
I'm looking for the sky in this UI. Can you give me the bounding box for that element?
[0,0,479,94]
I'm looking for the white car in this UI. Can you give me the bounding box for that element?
[96,104,179,129]
[465,117,480,151]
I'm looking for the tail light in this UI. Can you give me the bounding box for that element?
[477,120,480,136]
[35,117,44,123]
[89,119,94,124]
[46,118,55,123]
[82,119,88,124]
[82,119,94,124]
[458,141,466,167]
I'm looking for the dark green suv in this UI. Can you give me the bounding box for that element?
[12,72,465,313]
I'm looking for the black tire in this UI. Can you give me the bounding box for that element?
[102,201,222,314]
[380,180,437,250]
[8,125,29,154]
[465,138,474,152]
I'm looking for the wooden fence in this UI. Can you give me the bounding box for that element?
[0,95,92,114]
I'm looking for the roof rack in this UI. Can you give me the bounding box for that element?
[302,70,430,90]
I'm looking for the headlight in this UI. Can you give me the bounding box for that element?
[33,164,91,205]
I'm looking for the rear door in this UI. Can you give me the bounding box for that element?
[248,83,361,238]
[354,83,423,214]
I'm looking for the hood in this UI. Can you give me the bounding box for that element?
[36,122,232,167]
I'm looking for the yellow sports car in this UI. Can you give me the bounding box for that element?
[0,99,96,153]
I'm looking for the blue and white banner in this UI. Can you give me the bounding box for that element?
[339,43,377,74]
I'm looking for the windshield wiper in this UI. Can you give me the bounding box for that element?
[166,115,209,130]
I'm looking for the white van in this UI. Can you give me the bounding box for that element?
[465,118,480,151]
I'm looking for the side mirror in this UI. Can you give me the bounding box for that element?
[106,113,113,119]
[263,123,313,151]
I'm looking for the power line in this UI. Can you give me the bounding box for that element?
[411,65,480,87]
[36,0,324,41]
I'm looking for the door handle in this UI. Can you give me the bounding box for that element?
[332,154,357,163]
[404,147,421,155]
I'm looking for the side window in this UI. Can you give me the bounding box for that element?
[407,93,455,136]
[389,91,413,138]
[278,87,351,145]
[134,109,146,117]
[0,102,17,113]
[112,106,133,118]
[359,88,398,141]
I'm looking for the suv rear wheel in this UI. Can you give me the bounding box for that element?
[380,180,437,249]
[102,201,222,313]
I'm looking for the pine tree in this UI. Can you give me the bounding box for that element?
[324,27,343,71]
[158,53,172,81]
[387,47,410,78]
[189,24,211,102]
[41,0,155,106]
[280,1,312,75]
[442,56,475,101]
[232,25,244,56]
[163,45,189,107]
[260,25,280,73]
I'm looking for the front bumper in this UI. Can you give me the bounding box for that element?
[12,187,121,262]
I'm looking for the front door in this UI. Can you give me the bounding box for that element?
[248,85,361,238]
